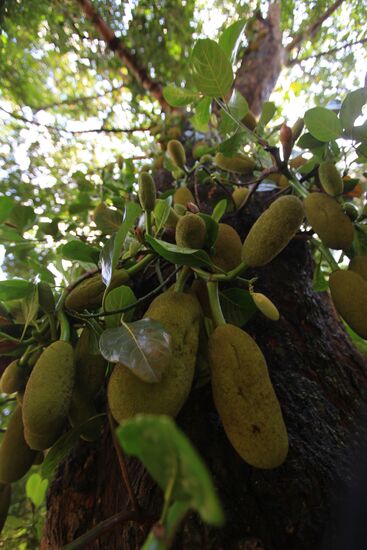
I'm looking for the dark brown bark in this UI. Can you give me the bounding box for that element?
[42,192,367,550]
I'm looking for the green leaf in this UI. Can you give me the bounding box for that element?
[258,101,276,127]
[304,107,342,142]
[145,235,213,269]
[0,197,14,223]
[62,240,100,265]
[163,85,199,107]
[198,213,218,249]
[117,415,224,526]
[99,319,171,383]
[191,39,233,98]
[154,199,171,234]
[220,288,257,326]
[220,90,248,135]
[212,199,228,223]
[26,473,48,508]
[297,133,325,150]
[191,97,212,132]
[0,279,34,301]
[218,19,246,63]
[94,203,122,233]
[340,87,367,131]
[0,225,26,243]
[218,132,247,156]
[8,204,36,232]
[105,285,137,328]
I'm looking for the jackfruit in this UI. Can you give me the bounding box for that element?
[232,187,249,208]
[0,484,11,534]
[252,292,280,321]
[163,207,180,229]
[167,140,186,170]
[242,195,304,267]
[268,174,289,188]
[173,187,195,207]
[22,340,75,450]
[349,256,367,281]
[108,291,202,422]
[65,269,129,311]
[68,390,102,442]
[138,172,156,213]
[304,193,354,250]
[0,360,28,394]
[0,406,37,483]
[208,324,288,469]
[318,161,343,196]
[211,223,242,272]
[329,270,367,339]
[343,202,359,221]
[242,111,257,131]
[175,213,206,249]
[291,118,304,142]
[75,328,106,398]
[214,152,256,174]
[37,282,55,314]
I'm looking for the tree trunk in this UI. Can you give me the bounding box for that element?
[41,191,367,550]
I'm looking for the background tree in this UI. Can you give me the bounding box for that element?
[0,1,367,549]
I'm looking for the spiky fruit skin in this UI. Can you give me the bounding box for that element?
[349,256,367,281]
[252,292,280,321]
[0,406,37,483]
[65,269,129,311]
[167,139,186,169]
[75,328,106,398]
[214,152,256,174]
[211,224,242,272]
[164,207,180,229]
[68,390,102,442]
[232,187,249,208]
[173,187,195,207]
[318,161,344,196]
[138,172,156,212]
[0,360,27,394]
[22,341,75,450]
[208,324,288,469]
[304,193,354,250]
[108,291,202,422]
[175,213,206,249]
[0,483,11,534]
[329,270,367,339]
[242,195,304,267]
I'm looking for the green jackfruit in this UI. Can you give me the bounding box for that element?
[0,483,11,534]
[214,152,256,174]
[211,223,242,272]
[22,341,75,450]
[37,281,55,314]
[164,207,180,229]
[241,111,257,131]
[173,187,195,207]
[304,193,354,250]
[208,324,288,469]
[318,161,343,196]
[0,360,28,394]
[329,270,367,339]
[349,256,367,281]
[242,195,304,267]
[167,140,186,169]
[108,291,202,422]
[175,213,206,249]
[252,292,280,321]
[75,328,106,398]
[0,406,37,483]
[138,172,156,212]
[232,187,249,208]
[68,390,102,441]
[65,269,129,312]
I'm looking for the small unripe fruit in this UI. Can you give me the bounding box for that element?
[138,172,156,212]
[175,214,206,249]
[173,187,195,207]
[329,270,367,339]
[0,360,28,394]
[291,118,304,142]
[211,224,242,271]
[232,187,249,208]
[280,124,293,162]
[214,152,256,174]
[167,140,186,170]
[318,161,343,196]
[252,292,280,321]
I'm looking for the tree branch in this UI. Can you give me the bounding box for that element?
[286,37,367,66]
[76,0,170,112]
[285,0,345,53]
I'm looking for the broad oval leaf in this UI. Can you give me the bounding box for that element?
[304,107,342,142]
[26,473,48,508]
[191,39,233,98]
[62,240,100,265]
[218,19,246,63]
[105,285,137,328]
[258,101,276,127]
[145,234,214,269]
[163,84,199,107]
[191,97,212,132]
[340,87,367,132]
[0,279,34,301]
[117,415,225,526]
[99,319,171,383]
[154,199,171,234]
[212,199,228,223]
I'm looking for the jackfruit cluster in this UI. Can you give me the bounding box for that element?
[108,290,202,422]
[175,213,207,249]
[304,193,354,250]
[208,324,288,468]
[329,270,367,339]
[210,223,242,272]
[242,195,304,267]
[65,269,129,311]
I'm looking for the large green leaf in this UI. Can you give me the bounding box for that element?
[105,285,137,327]
[0,279,34,301]
[117,415,224,526]
[191,39,233,98]
[62,240,100,265]
[0,197,14,223]
[218,19,246,63]
[26,473,48,508]
[145,235,213,269]
[163,84,199,107]
[304,107,342,142]
[340,87,367,132]
[191,97,212,132]
[220,90,248,134]
[258,101,276,127]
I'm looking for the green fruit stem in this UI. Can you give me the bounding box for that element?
[174,266,191,293]
[311,238,339,271]
[57,310,71,342]
[207,281,226,327]
[194,261,247,282]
